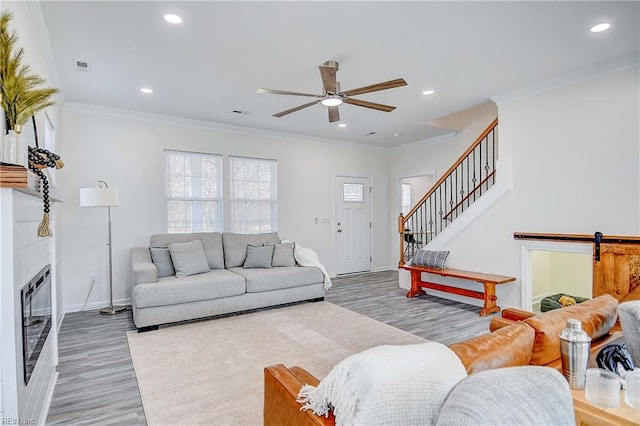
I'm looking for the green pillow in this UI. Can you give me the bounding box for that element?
[243,245,274,269]
[168,240,210,277]
[269,242,296,267]
[150,247,175,278]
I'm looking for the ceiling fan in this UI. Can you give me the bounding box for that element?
[257,60,407,123]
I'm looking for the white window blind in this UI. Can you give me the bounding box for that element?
[230,156,277,234]
[165,150,223,233]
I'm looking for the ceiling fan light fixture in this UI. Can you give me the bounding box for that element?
[164,14,182,24]
[321,95,343,107]
[590,22,610,33]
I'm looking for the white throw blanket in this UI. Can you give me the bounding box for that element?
[287,241,332,290]
[297,342,467,426]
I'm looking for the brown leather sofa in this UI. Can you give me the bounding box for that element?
[263,294,620,425]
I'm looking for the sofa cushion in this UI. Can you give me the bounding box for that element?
[524,294,618,366]
[448,322,535,375]
[269,242,296,267]
[223,232,280,268]
[150,247,175,278]
[168,240,210,277]
[435,366,575,426]
[243,245,274,268]
[230,266,324,293]
[132,269,246,308]
[150,232,224,269]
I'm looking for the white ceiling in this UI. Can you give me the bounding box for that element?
[36,1,639,147]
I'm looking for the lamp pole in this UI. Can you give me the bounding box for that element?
[97,180,125,315]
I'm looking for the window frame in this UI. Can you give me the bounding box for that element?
[228,155,278,234]
[164,149,224,233]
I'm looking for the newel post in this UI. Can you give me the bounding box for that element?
[398,213,405,266]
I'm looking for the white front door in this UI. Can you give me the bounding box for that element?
[335,176,371,274]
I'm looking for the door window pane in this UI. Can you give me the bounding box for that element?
[343,183,364,202]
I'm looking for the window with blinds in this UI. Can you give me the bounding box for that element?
[229,156,277,234]
[165,150,223,233]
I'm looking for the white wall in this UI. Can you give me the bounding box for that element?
[389,102,498,266]
[437,67,640,309]
[56,106,391,310]
[1,3,62,423]
[4,1,63,322]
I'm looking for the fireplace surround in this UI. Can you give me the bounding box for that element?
[21,264,52,385]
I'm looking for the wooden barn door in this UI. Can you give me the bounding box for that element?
[593,243,640,302]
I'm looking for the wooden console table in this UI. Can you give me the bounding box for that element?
[400,265,516,316]
[572,388,639,425]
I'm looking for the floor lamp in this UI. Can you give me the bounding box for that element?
[80,180,125,315]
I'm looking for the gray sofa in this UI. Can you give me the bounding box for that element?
[130,232,326,330]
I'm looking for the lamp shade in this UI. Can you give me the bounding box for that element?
[80,187,119,207]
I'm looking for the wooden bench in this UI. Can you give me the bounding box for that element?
[400,265,516,316]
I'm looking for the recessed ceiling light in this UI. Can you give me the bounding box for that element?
[590,23,610,33]
[164,14,182,24]
[422,90,435,96]
[338,123,347,128]
[140,88,153,94]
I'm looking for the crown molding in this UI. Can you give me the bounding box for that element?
[391,131,459,152]
[62,102,390,152]
[22,0,65,101]
[491,55,639,106]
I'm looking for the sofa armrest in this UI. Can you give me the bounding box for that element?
[264,364,334,426]
[131,247,158,285]
[489,316,516,332]
[501,307,536,321]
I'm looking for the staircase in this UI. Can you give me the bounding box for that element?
[398,118,499,264]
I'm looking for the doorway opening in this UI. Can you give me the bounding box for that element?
[520,241,592,312]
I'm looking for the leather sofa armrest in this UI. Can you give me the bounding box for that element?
[131,247,158,285]
[501,307,536,321]
[489,317,516,332]
[264,364,334,426]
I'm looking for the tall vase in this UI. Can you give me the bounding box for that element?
[1,126,26,167]
[2,129,18,165]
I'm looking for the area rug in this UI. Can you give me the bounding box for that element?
[126,301,426,425]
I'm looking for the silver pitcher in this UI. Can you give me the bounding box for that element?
[560,318,592,389]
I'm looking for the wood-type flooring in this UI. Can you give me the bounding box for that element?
[46,270,497,425]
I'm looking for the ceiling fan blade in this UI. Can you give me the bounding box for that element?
[343,98,396,112]
[319,66,337,93]
[342,78,407,97]
[328,106,340,123]
[273,99,321,117]
[257,88,321,97]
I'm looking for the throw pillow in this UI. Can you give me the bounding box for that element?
[408,249,450,269]
[267,242,296,267]
[168,240,210,277]
[243,245,275,269]
[298,342,467,425]
[150,247,175,278]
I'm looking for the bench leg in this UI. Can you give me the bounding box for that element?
[479,282,499,316]
[406,270,427,298]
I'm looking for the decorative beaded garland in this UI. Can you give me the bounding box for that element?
[28,146,64,237]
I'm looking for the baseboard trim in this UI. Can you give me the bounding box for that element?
[40,370,58,426]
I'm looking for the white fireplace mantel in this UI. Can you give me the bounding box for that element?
[0,187,59,424]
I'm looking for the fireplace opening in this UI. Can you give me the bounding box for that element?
[21,264,52,385]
